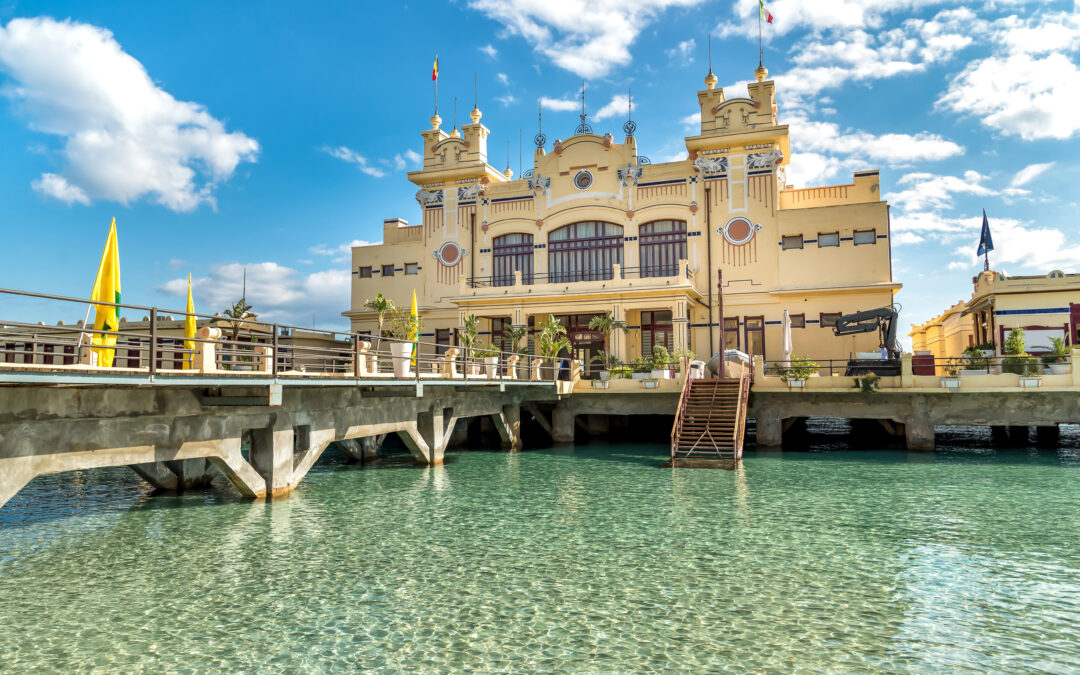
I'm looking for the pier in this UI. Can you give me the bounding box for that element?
[1,288,1079,509]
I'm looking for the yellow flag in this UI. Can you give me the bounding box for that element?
[409,290,418,367]
[89,218,121,368]
[183,273,196,370]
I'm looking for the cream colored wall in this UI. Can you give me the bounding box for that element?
[345,67,902,365]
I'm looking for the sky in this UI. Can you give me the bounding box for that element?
[0,0,1078,342]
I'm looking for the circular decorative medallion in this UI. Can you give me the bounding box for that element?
[721,217,759,246]
[436,241,464,266]
[573,170,594,190]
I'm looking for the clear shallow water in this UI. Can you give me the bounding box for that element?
[3,435,1080,672]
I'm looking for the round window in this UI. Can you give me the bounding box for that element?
[722,217,757,245]
[436,241,463,266]
[573,170,593,190]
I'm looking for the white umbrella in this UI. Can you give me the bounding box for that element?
[782,309,793,364]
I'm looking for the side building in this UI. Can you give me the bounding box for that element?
[912,269,1080,359]
[344,63,901,371]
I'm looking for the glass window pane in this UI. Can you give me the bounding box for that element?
[818,233,839,247]
[854,229,876,245]
[782,235,803,250]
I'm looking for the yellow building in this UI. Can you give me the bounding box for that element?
[344,63,901,371]
[912,270,1080,358]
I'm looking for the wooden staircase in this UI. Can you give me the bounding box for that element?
[670,376,751,465]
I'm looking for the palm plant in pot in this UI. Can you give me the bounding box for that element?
[587,312,628,379]
[1035,336,1070,375]
[457,315,480,375]
[537,314,571,381]
[504,324,530,379]
[475,341,501,378]
[385,310,422,378]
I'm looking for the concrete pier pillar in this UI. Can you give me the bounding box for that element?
[904,417,935,451]
[1036,425,1060,447]
[492,404,523,450]
[249,426,295,498]
[0,456,34,508]
[336,435,385,464]
[755,414,782,448]
[401,407,456,465]
[130,462,179,491]
[550,402,575,444]
[166,458,216,489]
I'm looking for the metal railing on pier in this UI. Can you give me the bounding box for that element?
[0,287,568,385]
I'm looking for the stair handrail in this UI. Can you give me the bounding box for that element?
[732,374,751,456]
[670,363,693,459]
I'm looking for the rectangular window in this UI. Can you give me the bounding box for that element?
[723,317,739,351]
[790,313,805,328]
[435,328,451,355]
[818,232,839,248]
[782,235,804,250]
[405,263,419,275]
[358,266,372,278]
[853,229,876,245]
[382,264,395,277]
[745,316,765,358]
[820,312,842,328]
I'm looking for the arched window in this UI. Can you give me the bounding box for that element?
[638,220,686,278]
[547,221,623,283]
[493,233,534,287]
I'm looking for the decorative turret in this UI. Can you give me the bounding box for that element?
[705,70,718,90]
[754,63,768,82]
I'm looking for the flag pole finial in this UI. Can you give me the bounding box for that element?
[704,34,718,89]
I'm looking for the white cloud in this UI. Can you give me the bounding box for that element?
[157,262,352,327]
[479,43,498,58]
[1010,162,1055,187]
[790,118,963,165]
[467,0,703,78]
[666,38,696,64]
[680,112,701,128]
[784,152,862,187]
[321,145,386,178]
[718,0,958,37]
[496,72,510,86]
[938,52,1080,140]
[496,94,518,107]
[540,95,579,112]
[891,231,926,245]
[310,238,378,264]
[886,171,996,213]
[390,149,423,172]
[0,17,259,211]
[947,219,1080,272]
[31,172,88,205]
[592,94,633,122]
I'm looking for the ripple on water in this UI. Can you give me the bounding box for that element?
[2,439,1080,672]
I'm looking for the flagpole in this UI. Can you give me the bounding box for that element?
[758,3,763,66]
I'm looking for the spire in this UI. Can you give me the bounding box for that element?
[623,88,636,137]
[450,96,460,137]
[534,100,546,148]
[504,139,513,178]
[575,80,592,134]
[704,33,718,89]
[470,72,482,123]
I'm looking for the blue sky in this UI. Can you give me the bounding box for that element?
[0,0,1077,339]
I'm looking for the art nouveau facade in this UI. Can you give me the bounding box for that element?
[344,64,901,369]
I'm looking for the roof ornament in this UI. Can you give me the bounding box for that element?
[705,34,718,89]
[575,80,593,135]
[470,72,482,123]
[534,100,546,148]
[622,88,636,137]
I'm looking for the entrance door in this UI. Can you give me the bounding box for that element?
[1071,303,1080,346]
[557,315,605,378]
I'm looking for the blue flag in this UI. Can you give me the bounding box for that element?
[977,209,994,256]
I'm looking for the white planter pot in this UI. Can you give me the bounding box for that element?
[390,342,413,378]
[599,370,610,381]
[1048,363,1070,375]
[1020,376,1042,389]
[642,378,660,389]
[940,377,961,390]
[592,379,610,389]
[484,357,499,377]
[980,349,995,357]
[787,378,807,389]
[650,369,669,380]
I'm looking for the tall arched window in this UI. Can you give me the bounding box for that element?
[639,220,687,278]
[547,221,623,283]
[493,233,534,287]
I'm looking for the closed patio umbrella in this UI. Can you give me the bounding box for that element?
[782,309,793,364]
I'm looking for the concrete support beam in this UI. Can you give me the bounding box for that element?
[130,462,179,491]
[335,435,386,463]
[755,414,783,448]
[524,402,554,438]
[491,404,523,450]
[550,402,575,444]
[0,456,34,509]
[904,417,935,451]
[248,426,295,498]
[165,458,217,489]
[399,408,458,465]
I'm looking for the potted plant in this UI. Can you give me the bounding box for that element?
[536,314,571,380]
[1002,328,1040,386]
[1035,336,1071,375]
[649,345,673,379]
[457,315,480,375]
[627,356,650,380]
[779,355,819,388]
[504,324,530,378]
[852,372,880,393]
[587,312,628,379]
[940,364,961,390]
[962,345,991,373]
[385,310,422,378]
[589,351,621,380]
[362,293,396,350]
[475,342,501,378]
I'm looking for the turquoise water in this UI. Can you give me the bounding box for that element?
[3,433,1080,672]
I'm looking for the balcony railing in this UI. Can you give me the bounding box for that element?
[467,264,693,288]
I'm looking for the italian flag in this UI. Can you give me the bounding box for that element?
[759,0,774,23]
